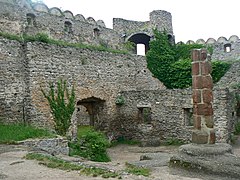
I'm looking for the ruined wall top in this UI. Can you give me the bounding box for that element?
[0,0,175,51]
[0,0,107,27]
[113,10,173,39]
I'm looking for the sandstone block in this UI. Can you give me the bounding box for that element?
[192,130,208,144]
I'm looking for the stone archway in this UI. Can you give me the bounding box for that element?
[127,33,151,54]
[76,97,105,127]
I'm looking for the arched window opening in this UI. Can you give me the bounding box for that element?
[64,21,72,33]
[128,33,150,54]
[77,97,105,127]
[224,43,232,53]
[183,108,193,126]
[93,28,100,37]
[138,107,151,124]
[26,13,36,26]
[137,44,146,56]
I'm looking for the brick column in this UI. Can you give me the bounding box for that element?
[191,49,215,144]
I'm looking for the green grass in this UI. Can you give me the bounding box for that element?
[77,125,94,137]
[125,163,151,177]
[0,123,55,144]
[163,137,185,146]
[26,153,119,178]
[26,153,151,178]
[110,136,140,147]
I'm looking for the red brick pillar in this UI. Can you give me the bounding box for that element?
[191,49,215,144]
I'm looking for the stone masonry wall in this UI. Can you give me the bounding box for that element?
[184,35,240,61]
[23,41,164,129]
[0,1,175,52]
[0,0,122,49]
[115,89,193,144]
[113,10,174,42]
[0,38,26,123]
[0,37,235,143]
[216,61,240,91]
[116,88,234,144]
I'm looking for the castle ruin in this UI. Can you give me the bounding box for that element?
[0,0,240,145]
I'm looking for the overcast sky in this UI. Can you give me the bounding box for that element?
[39,0,239,43]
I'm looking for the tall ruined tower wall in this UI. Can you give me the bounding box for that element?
[113,10,174,41]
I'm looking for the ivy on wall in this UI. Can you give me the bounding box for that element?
[146,30,231,89]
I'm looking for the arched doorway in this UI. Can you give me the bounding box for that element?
[76,97,105,127]
[127,33,151,55]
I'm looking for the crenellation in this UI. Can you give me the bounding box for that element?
[32,3,49,13]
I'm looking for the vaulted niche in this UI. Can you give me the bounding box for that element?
[128,33,150,55]
[76,97,105,127]
[26,13,36,26]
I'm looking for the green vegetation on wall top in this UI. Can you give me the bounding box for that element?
[0,32,129,54]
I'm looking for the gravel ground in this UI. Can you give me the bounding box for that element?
[0,138,240,180]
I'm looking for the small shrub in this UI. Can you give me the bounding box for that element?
[211,60,231,83]
[69,126,111,162]
[115,94,125,105]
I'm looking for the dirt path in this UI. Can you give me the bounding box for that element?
[0,142,240,180]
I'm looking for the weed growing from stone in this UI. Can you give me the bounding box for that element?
[41,79,75,136]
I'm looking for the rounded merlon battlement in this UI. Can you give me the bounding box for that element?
[75,14,86,22]
[96,20,106,28]
[206,38,216,44]
[32,3,49,13]
[229,35,239,42]
[28,2,106,26]
[186,40,195,44]
[49,7,62,16]
[63,10,74,19]
[196,39,205,44]
[217,36,227,43]
[182,35,239,45]
[149,10,173,34]
[87,17,97,25]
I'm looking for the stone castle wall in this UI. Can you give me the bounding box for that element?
[113,10,173,40]
[116,88,234,143]
[0,0,238,144]
[184,35,240,61]
[0,38,26,123]
[0,37,164,129]
[0,0,174,51]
